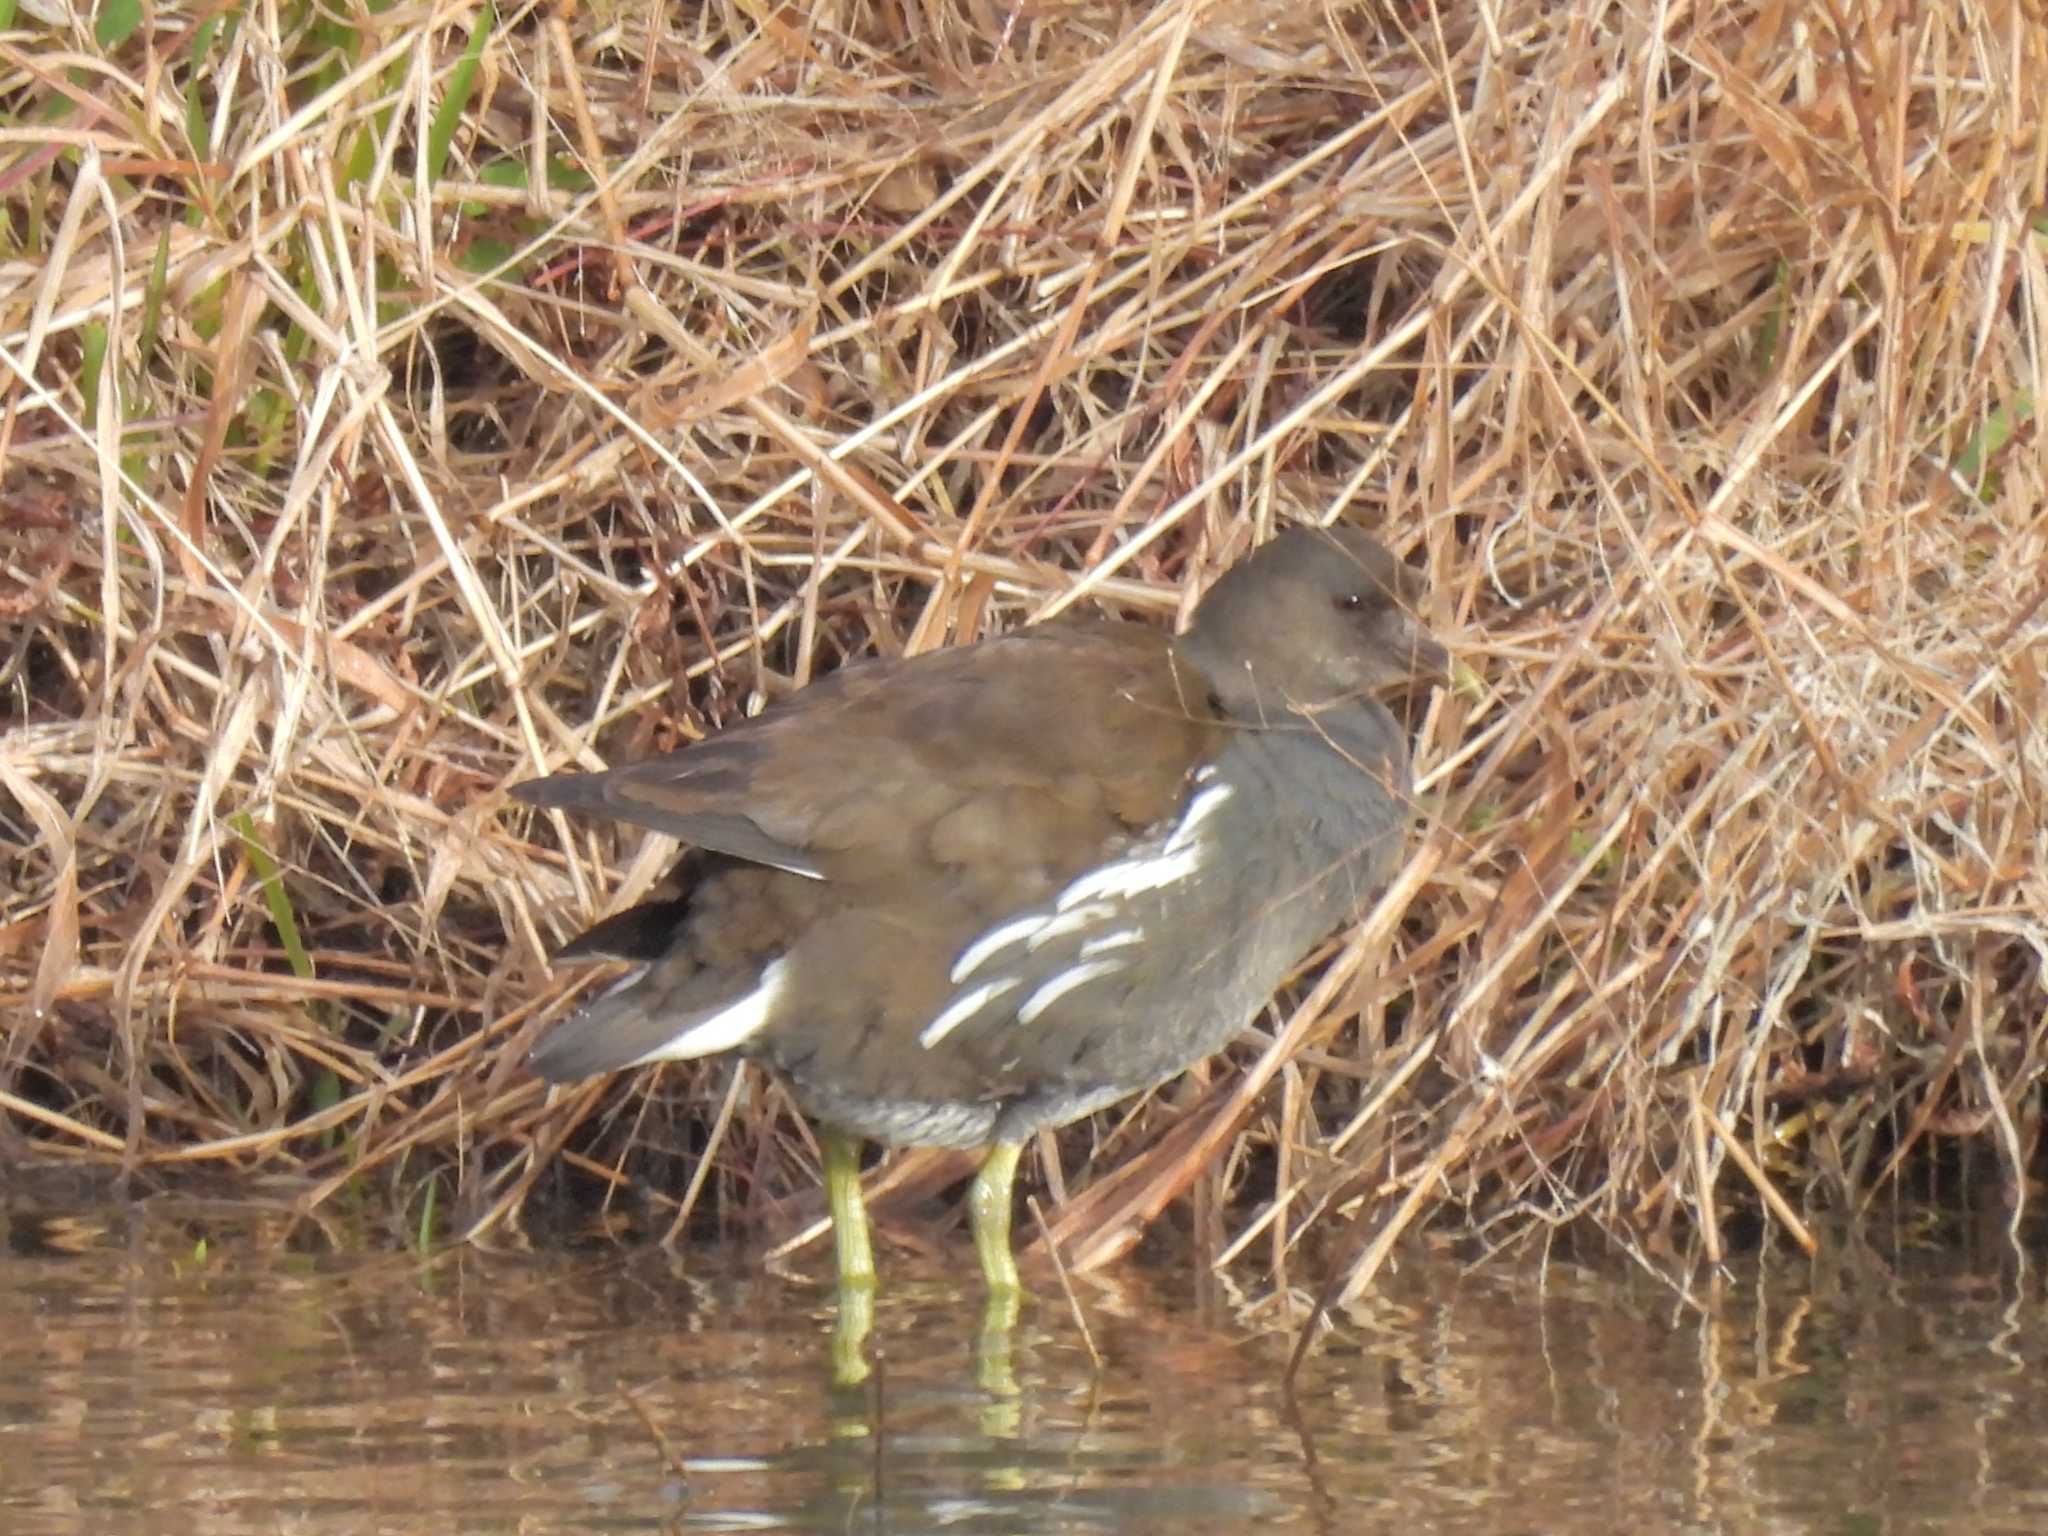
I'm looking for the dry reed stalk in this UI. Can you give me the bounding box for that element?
[1,0,2041,1302]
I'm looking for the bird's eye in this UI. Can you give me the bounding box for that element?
[1333,591,1365,611]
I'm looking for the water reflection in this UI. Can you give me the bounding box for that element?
[3,1202,2047,1534]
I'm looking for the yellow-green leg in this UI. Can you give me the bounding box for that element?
[823,1130,875,1386]
[976,1283,1022,1398]
[968,1140,1024,1296]
[822,1130,876,1289]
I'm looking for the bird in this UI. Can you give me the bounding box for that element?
[511,525,1449,1300]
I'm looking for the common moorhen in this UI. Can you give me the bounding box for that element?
[514,525,1449,1295]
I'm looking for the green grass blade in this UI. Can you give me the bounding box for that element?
[425,4,494,188]
[230,811,314,981]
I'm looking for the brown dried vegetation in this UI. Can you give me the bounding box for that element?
[2,0,2044,1309]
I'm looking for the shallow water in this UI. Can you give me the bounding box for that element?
[5,1201,2048,1535]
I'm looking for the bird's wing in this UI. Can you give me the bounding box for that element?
[511,621,1224,888]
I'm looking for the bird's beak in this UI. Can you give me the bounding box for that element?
[1390,616,1462,697]
[1408,626,1455,689]
[1386,609,1483,702]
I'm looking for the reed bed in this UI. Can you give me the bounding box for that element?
[2,0,2042,1307]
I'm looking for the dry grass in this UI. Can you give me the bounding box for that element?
[2,0,2044,1305]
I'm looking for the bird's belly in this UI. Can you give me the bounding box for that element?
[757,739,1402,1147]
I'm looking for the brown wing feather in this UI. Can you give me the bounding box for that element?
[511,620,1224,893]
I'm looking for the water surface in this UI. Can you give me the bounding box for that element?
[5,1200,2046,1534]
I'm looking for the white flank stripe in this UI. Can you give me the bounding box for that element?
[1025,901,1116,950]
[1077,928,1144,960]
[950,913,1049,983]
[1056,844,1201,908]
[630,957,788,1064]
[1053,783,1231,910]
[1164,782,1234,852]
[920,978,1022,1047]
[1017,960,1126,1025]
